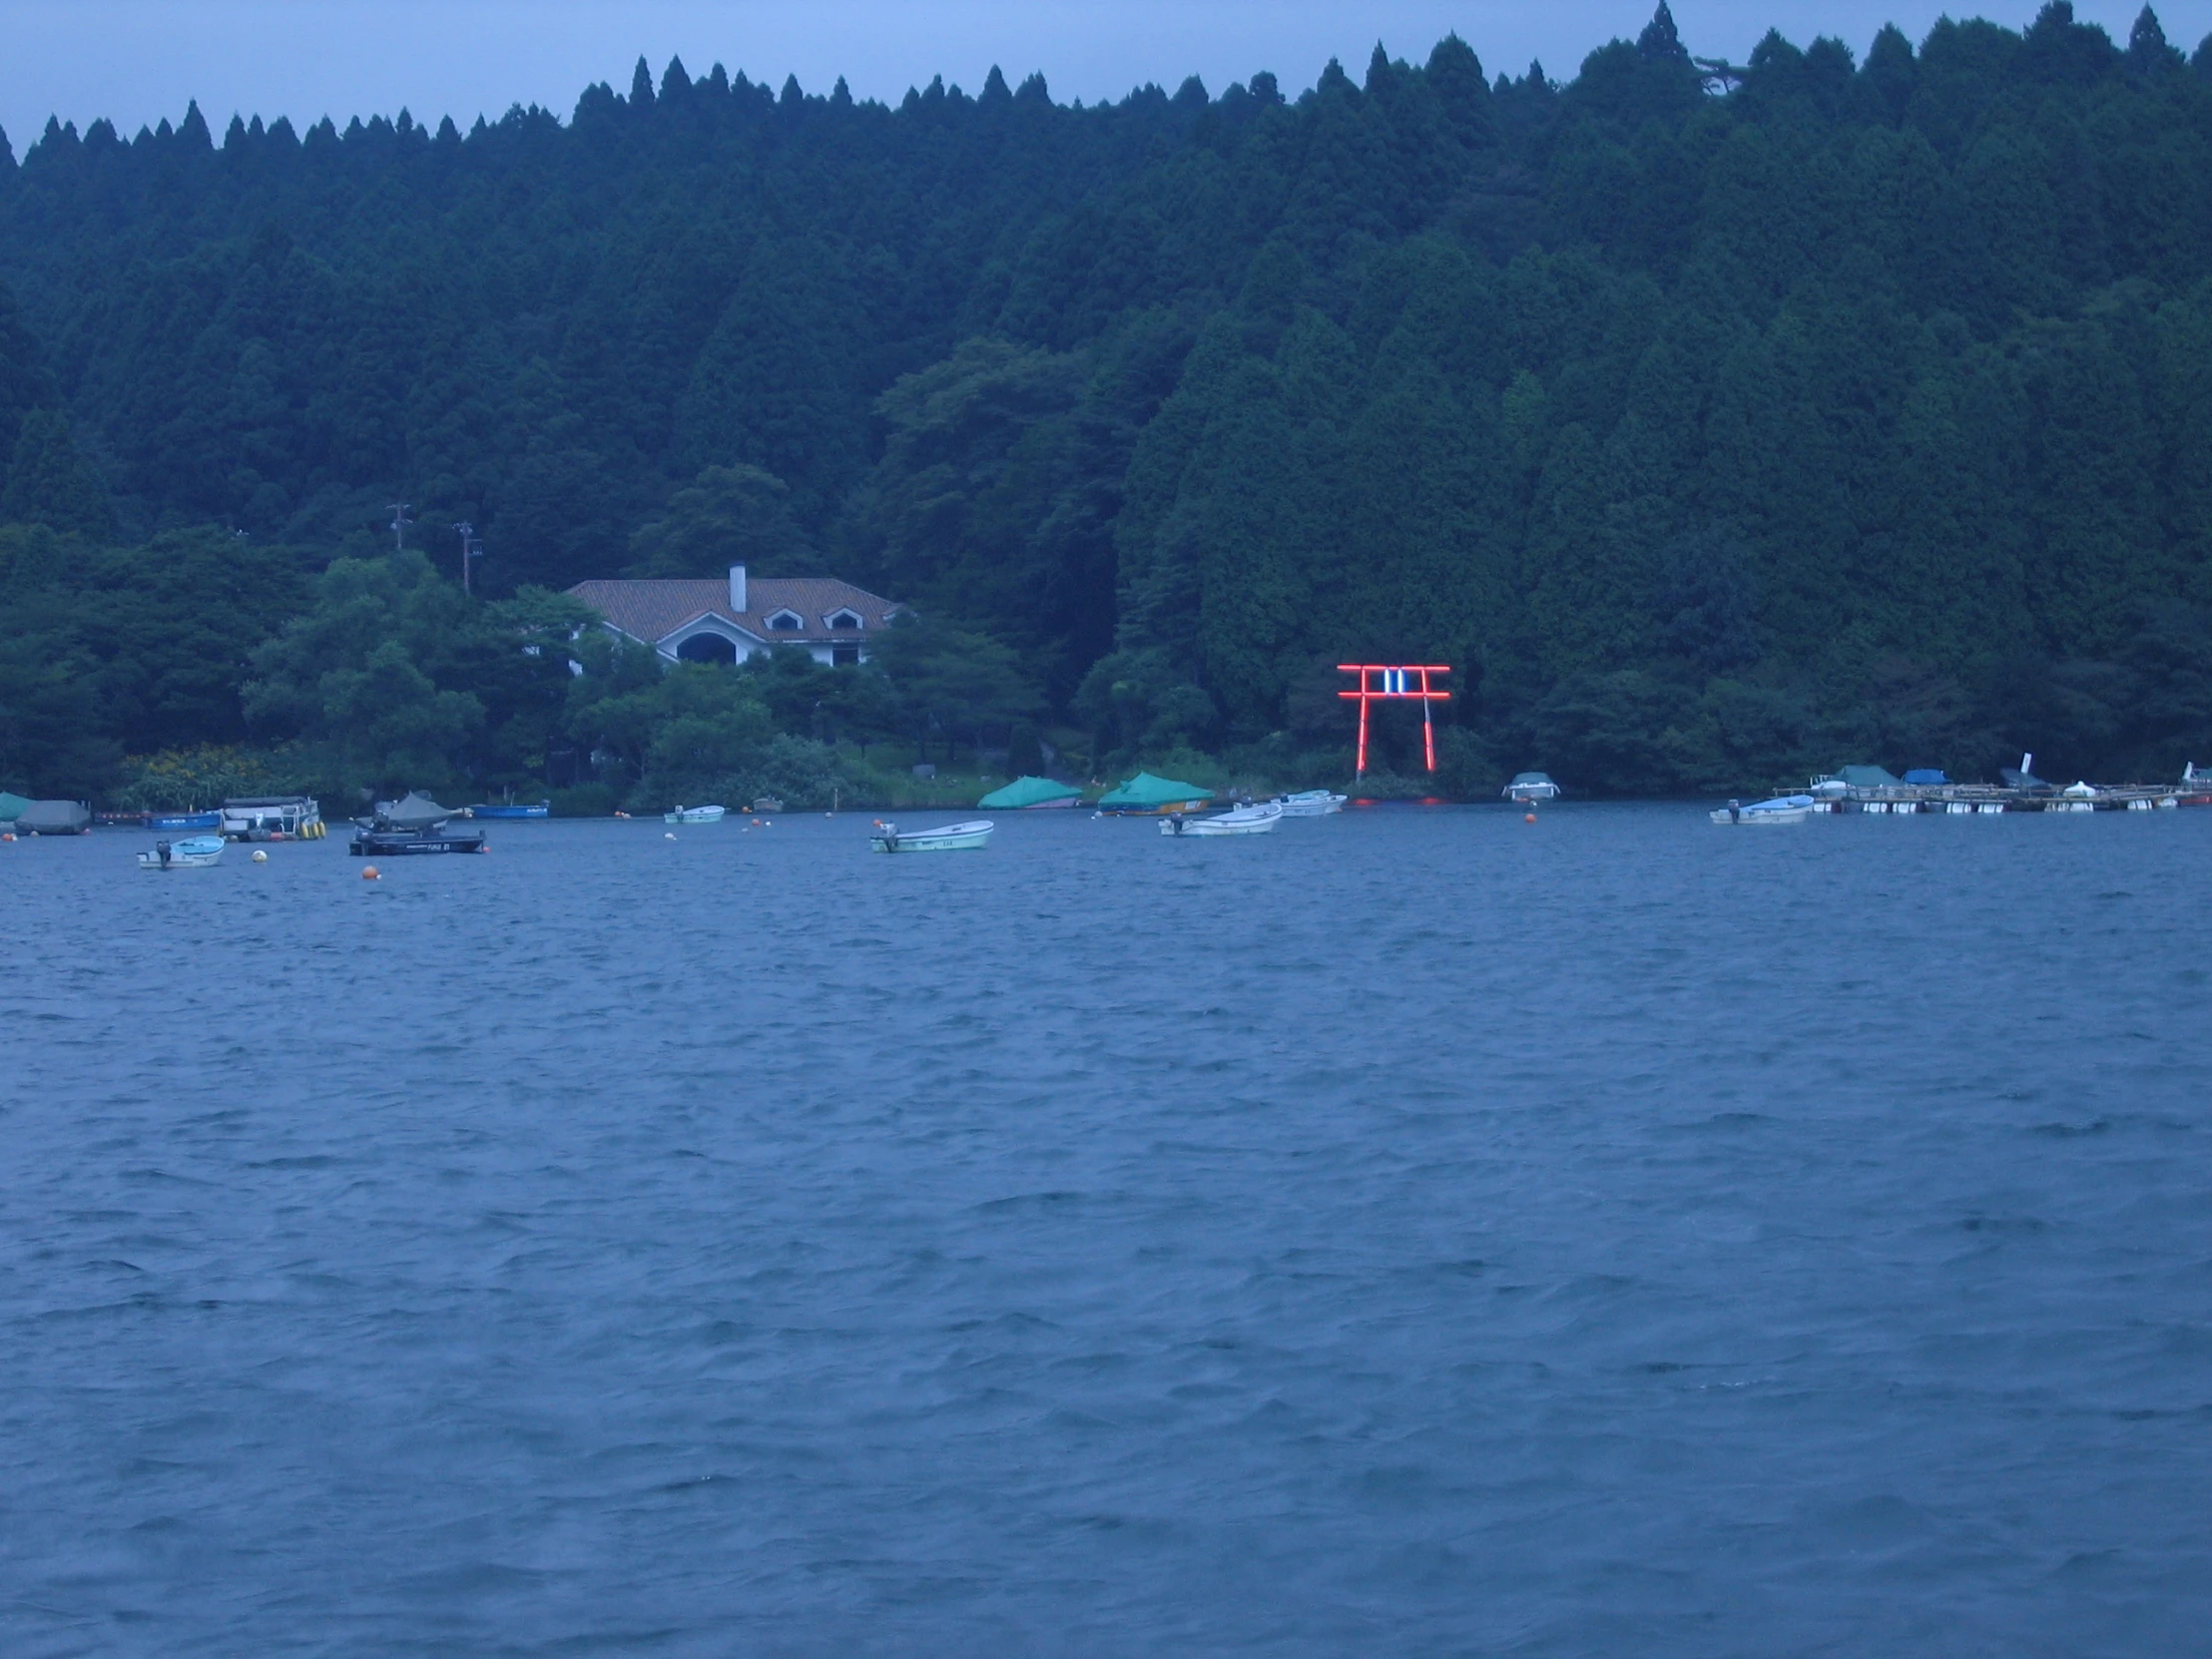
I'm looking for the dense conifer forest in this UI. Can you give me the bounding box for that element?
[3,2,2212,807]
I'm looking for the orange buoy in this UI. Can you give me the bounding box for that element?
[360,864,380,879]
[1524,813,1536,824]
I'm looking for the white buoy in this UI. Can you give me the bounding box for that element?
[252,848,270,861]
[665,830,677,839]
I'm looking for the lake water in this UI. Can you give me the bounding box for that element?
[3,805,2208,1656]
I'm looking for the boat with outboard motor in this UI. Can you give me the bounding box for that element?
[1504,772,1561,804]
[138,834,226,869]
[1710,794,1816,826]
[870,819,993,851]
[471,800,550,820]
[346,792,484,851]
[664,805,728,824]
[1270,789,1346,817]
[1162,801,1283,835]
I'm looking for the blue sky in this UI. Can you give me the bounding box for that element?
[2,1,2207,150]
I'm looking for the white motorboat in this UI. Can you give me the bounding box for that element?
[1271,790,1346,817]
[1161,802,1283,836]
[1504,772,1561,803]
[871,819,993,851]
[664,805,728,824]
[220,795,325,840]
[1710,794,1815,826]
[138,834,227,869]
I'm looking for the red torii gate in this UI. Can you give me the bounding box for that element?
[1339,664,1450,776]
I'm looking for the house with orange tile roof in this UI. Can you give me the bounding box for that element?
[566,564,900,667]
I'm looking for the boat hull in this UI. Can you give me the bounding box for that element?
[871,820,993,851]
[471,804,549,820]
[664,807,728,824]
[150,811,223,830]
[1162,804,1284,835]
[1711,807,1812,825]
[1272,792,1346,817]
[349,830,489,855]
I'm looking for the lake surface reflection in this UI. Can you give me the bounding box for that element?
[4,805,2208,1655]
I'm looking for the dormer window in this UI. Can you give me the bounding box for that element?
[828,609,862,631]
[767,610,804,632]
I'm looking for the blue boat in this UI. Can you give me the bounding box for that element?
[150,810,222,830]
[471,801,550,820]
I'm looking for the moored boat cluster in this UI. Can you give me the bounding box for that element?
[1716,756,2208,824]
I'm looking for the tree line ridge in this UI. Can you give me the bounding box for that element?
[2,2,2210,803]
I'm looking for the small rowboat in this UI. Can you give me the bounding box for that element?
[139,834,226,869]
[664,805,728,824]
[1272,790,1346,817]
[1710,794,1815,826]
[1161,802,1283,835]
[871,819,993,852]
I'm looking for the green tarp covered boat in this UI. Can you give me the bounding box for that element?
[1095,772,1214,815]
[977,776,1084,810]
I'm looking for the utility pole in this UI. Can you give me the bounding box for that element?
[386,502,413,553]
[452,521,477,597]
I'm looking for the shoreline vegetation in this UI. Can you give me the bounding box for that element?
[6,5,2212,806]
[99,736,1456,819]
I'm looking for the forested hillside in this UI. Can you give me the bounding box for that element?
[4,2,2212,804]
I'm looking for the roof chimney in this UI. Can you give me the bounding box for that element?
[728,563,747,614]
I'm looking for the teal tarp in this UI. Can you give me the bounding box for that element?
[0,792,30,823]
[978,776,1083,809]
[1837,765,1902,788]
[1096,772,1213,809]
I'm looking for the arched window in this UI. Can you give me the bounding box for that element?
[768,610,803,632]
[676,632,737,664]
[828,609,861,631]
